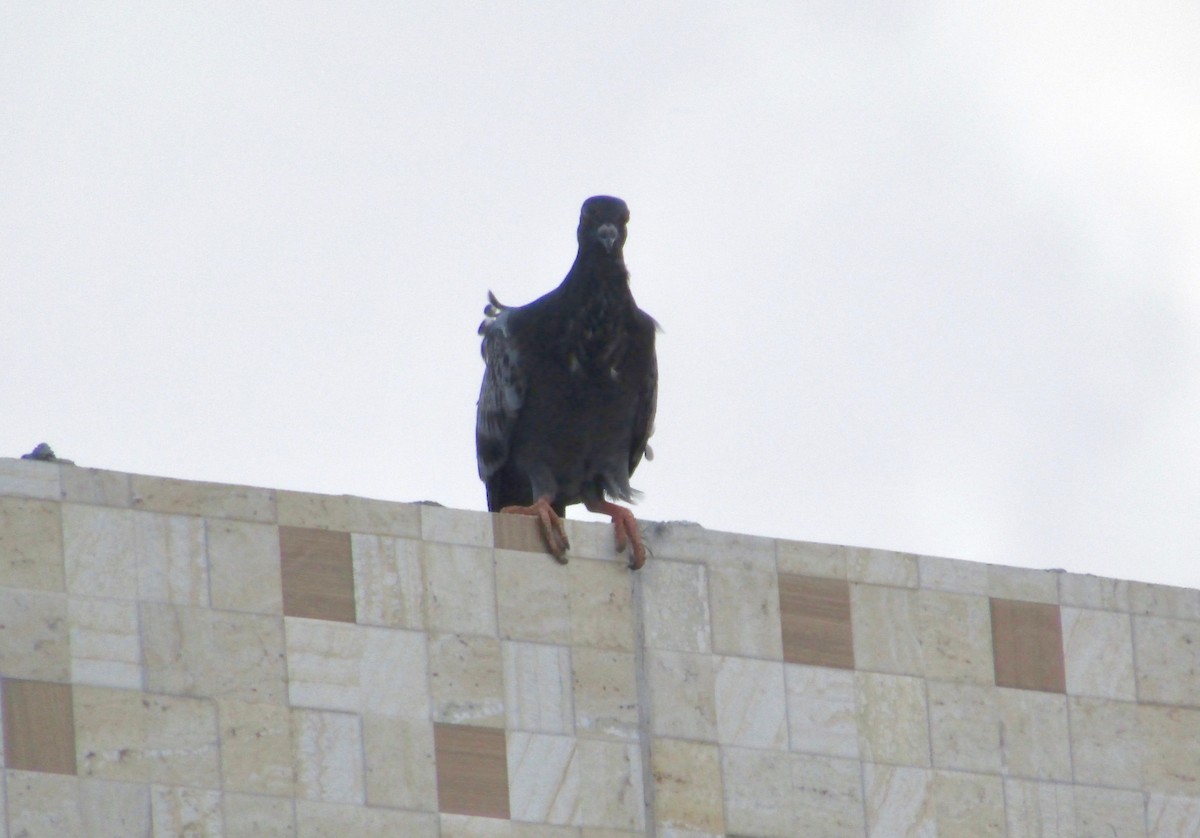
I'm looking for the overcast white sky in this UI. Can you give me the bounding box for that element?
[4,4,1199,589]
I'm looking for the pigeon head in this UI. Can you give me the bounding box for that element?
[578,195,630,256]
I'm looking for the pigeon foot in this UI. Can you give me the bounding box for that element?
[500,496,570,563]
[584,498,647,570]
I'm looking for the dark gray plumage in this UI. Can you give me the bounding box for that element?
[475,195,657,568]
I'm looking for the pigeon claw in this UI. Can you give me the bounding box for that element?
[500,496,570,563]
[584,499,647,570]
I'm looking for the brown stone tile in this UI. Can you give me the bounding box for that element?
[280,525,356,622]
[2,678,77,775]
[492,512,551,555]
[434,722,510,819]
[779,574,855,669]
[990,598,1065,693]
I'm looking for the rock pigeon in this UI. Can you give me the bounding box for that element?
[476,195,658,569]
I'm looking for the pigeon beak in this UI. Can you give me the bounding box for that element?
[596,223,618,253]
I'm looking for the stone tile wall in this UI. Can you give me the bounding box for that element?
[2,456,1200,836]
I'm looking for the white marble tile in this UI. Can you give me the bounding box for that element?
[1139,704,1200,796]
[1129,581,1200,620]
[1069,696,1142,789]
[1058,572,1130,611]
[292,708,364,804]
[713,655,787,749]
[847,547,919,587]
[642,520,774,571]
[1134,615,1200,707]
[931,771,1005,838]
[918,554,989,595]
[504,641,574,734]
[852,584,922,676]
[0,456,60,497]
[507,732,581,825]
[707,565,782,659]
[997,689,1070,781]
[296,800,438,837]
[1004,779,1075,838]
[575,738,644,831]
[784,664,859,758]
[917,589,994,684]
[351,533,424,629]
[223,793,296,838]
[856,672,930,767]
[776,539,848,579]
[69,596,143,689]
[1073,786,1147,838]
[63,504,138,599]
[720,747,794,838]
[0,587,69,681]
[1062,606,1136,699]
[218,699,295,796]
[133,510,208,606]
[428,633,505,727]
[650,737,724,836]
[0,496,63,592]
[864,763,935,838]
[208,518,283,614]
[151,785,223,837]
[1147,793,1200,838]
[363,716,436,811]
[569,558,635,651]
[285,617,428,718]
[422,542,498,636]
[420,504,493,546]
[276,489,418,536]
[791,753,867,838]
[646,650,717,741]
[496,549,570,643]
[927,681,1000,774]
[987,564,1059,604]
[572,647,638,741]
[640,559,711,653]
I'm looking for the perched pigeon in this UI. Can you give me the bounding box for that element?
[476,195,658,569]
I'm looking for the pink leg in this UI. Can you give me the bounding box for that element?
[500,496,570,562]
[583,498,647,570]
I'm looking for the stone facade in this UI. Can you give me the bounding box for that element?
[1,456,1199,836]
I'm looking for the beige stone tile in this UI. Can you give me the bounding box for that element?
[132,510,208,605]
[218,699,294,796]
[439,814,515,838]
[1004,779,1075,838]
[855,672,930,767]
[1058,571,1131,611]
[504,641,574,734]
[0,457,60,499]
[291,708,364,804]
[1062,606,1136,699]
[62,504,138,599]
[69,596,143,689]
[506,731,580,825]
[74,685,219,787]
[847,547,919,587]
[720,747,794,838]
[927,681,1001,774]
[223,793,296,838]
[1139,703,1200,796]
[0,588,69,681]
[563,517,617,561]
[4,771,153,838]
[285,617,429,718]
[987,564,1060,604]
[996,688,1071,781]
[776,539,848,578]
[131,473,275,522]
[208,519,283,614]
[151,784,223,837]
[60,466,133,507]
[791,753,867,838]
[917,589,994,684]
[646,650,716,741]
[707,565,782,659]
[1134,615,1200,707]
[0,497,63,592]
[276,489,418,536]
[642,520,774,571]
[423,542,498,637]
[1069,696,1141,789]
[917,553,989,595]
[931,771,1005,838]
[1129,580,1200,620]
[420,504,493,546]
[350,533,424,629]
[640,559,710,653]
[142,603,286,703]
[572,647,638,741]
[650,737,724,835]
[576,738,644,831]
[784,663,859,758]
[513,826,582,838]
[496,548,570,643]
[362,715,436,811]
[713,655,787,749]
[1147,793,1200,838]
[1073,786,1147,838]
[429,633,505,727]
[568,558,634,651]
[863,763,934,838]
[851,584,921,676]
[296,800,438,838]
